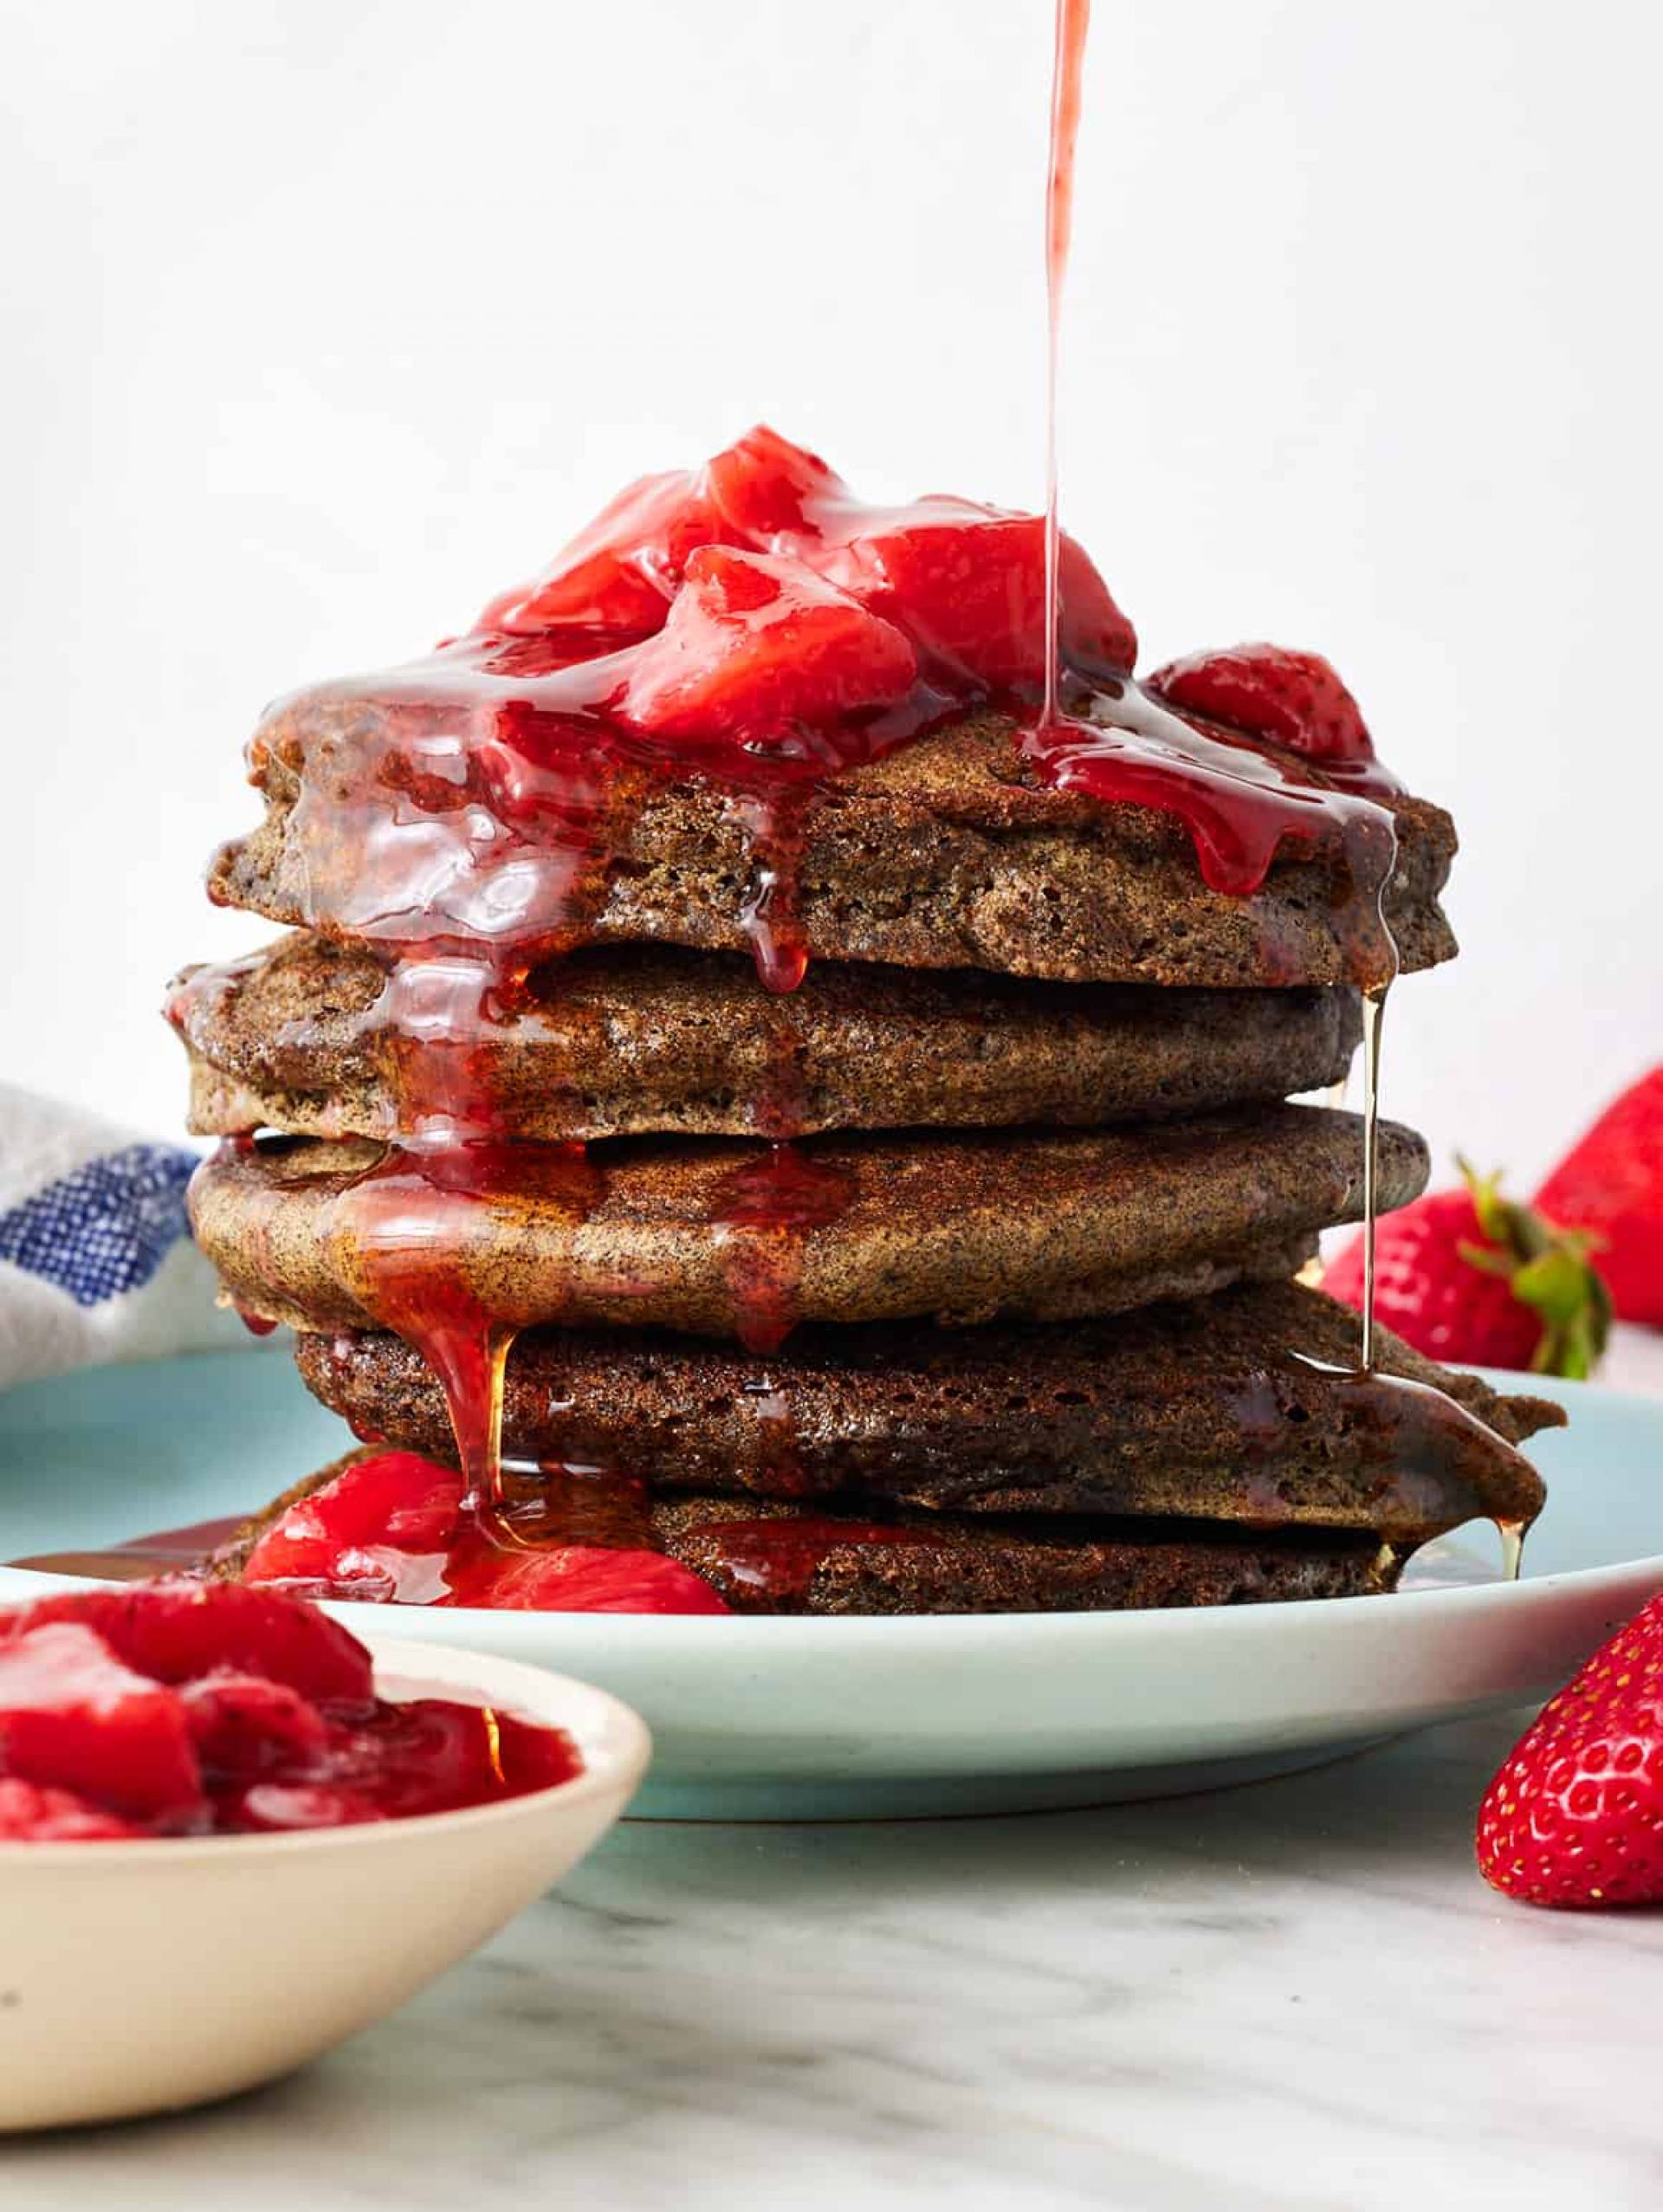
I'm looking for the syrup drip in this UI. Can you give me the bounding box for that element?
[709,1144,857,1355]
[1497,1517,1527,1584]
[729,786,812,997]
[687,1514,938,1606]
[740,1377,812,1497]
[1232,1359,1543,1540]
[329,1134,604,1541]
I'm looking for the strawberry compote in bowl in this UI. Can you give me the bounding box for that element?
[0,1578,650,2132]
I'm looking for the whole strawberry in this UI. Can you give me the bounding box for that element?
[1323,1158,1610,1378]
[1536,1066,1663,1329]
[1478,1591,1663,1907]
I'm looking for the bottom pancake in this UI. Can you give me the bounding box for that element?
[294,1281,1558,1545]
[644,1496,1403,1615]
[215,1451,1404,1616]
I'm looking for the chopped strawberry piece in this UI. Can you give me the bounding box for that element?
[0,1776,145,1842]
[700,424,850,542]
[476,422,849,640]
[181,1672,331,1781]
[470,428,1140,708]
[0,1574,587,1836]
[443,1541,731,1614]
[0,1623,203,1823]
[478,468,721,637]
[242,1452,464,1593]
[2,1581,375,1710]
[619,547,918,744]
[1146,644,1376,769]
[242,1451,730,1614]
[817,507,1136,687]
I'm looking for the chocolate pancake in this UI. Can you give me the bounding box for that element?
[211,711,1457,990]
[215,1456,1402,1617]
[295,1281,1556,1544]
[188,1106,1428,1342]
[638,1499,1403,1615]
[171,935,1362,1143]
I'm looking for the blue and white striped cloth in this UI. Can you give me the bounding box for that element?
[0,1086,246,1388]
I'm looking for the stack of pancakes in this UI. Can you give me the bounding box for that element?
[175,714,1559,1614]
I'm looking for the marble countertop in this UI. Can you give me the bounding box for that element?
[10,1702,1663,2212]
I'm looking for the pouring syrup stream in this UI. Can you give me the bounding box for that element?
[1032,0,1515,1579]
[1043,0,1090,731]
[1358,980,1388,1372]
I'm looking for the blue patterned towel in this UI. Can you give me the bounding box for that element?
[0,1085,247,1387]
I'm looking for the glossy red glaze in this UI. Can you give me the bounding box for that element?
[239,1450,732,1615]
[709,1144,857,1356]
[689,1515,939,1606]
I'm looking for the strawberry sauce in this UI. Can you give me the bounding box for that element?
[233,1449,935,1614]
[0,1581,582,1839]
[237,1451,731,1614]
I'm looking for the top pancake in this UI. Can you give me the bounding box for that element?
[211,708,1458,990]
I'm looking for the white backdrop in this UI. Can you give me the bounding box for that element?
[4,0,1659,1186]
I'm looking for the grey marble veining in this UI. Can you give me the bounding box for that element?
[8,1705,1663,2211]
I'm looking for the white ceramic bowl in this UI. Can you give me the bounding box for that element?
[0,1638,650,2132]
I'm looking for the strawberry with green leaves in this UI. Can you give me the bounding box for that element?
[1479,1591,1663,1908]
[1323,1159,1611,1379]
[1536,1066,1663,1329]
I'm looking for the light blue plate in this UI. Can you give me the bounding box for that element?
[2,1353,1660,1819]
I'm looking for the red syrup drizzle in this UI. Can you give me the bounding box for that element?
[328,1129,605,1539]
[684,1517,941,1608]
[1041,0,1090,736]
[709,1143,857,1356]
[237,1451,728,1614]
